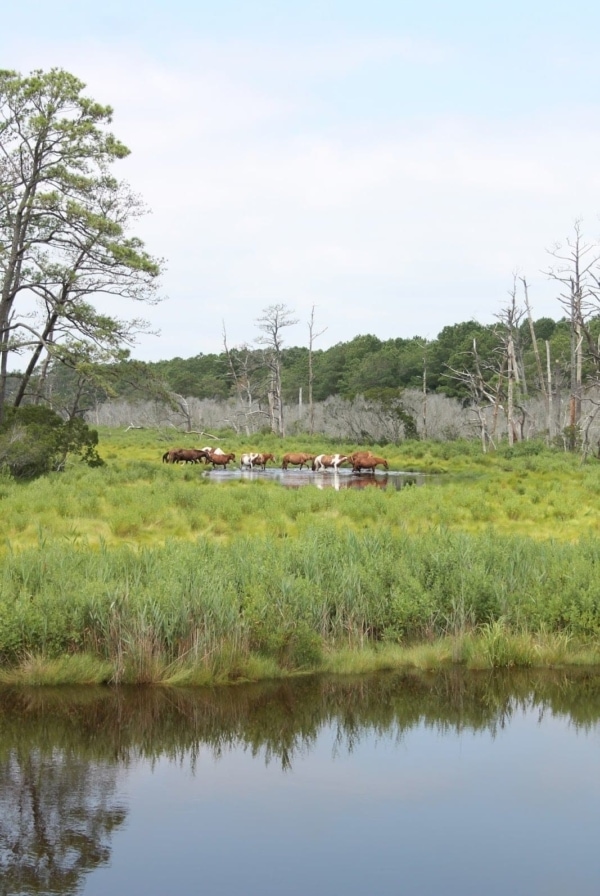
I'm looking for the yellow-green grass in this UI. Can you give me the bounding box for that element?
[1,430,600,550]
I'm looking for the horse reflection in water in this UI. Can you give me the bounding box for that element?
[314,473,386,491]
[229,469,421,490]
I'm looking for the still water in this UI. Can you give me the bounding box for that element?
[205,468,423,490]
[1,670,600,896]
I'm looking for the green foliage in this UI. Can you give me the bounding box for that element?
[21,306,592,418]
[2,524,600,678]
[0,66,163,420]
[0,406,103,478]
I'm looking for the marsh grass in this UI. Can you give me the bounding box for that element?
[1,527,600,683]
[0,653,113,686]
[2,429,600,684]
[4,628,598,686]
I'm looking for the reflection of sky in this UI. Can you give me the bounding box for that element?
[82,708,600,896]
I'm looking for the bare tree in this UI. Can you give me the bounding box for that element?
[496,277,526,445]
[544,221,600,448]
[222,323,269,435]
[521,276,553,439]
[255,304,298,437]
[308,305,327,436]
[444,338,505,452]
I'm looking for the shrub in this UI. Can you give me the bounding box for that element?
[0,406,103,479]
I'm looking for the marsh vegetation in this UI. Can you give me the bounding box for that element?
[1,430,600,684]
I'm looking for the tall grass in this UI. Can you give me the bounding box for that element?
[2,528,600,682]
[2,429,600,683]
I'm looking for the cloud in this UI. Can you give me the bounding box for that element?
[5,34,600,358]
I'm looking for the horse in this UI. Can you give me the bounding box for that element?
[312,453,350,472]
[281,452,315,470]
[164,448,208,464]
[163,447,185,463]
[207,451,236,469]
[252,452,275,470]
[350,451,388,473]
[241,452,276,470]
[200,446,226,465]
[176,448,210,464]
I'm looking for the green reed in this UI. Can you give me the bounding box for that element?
[2,527,600,682]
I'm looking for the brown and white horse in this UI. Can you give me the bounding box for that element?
[312,453,349,472]
[241,452,276,470]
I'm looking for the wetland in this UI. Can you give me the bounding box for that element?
[2,431,600,685]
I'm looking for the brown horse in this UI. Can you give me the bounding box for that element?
[207,451,236,469]
[350,452,388,473]
[200,446,226,464]
[164,448,208,464]
[281,452,315,470]
[163,447,185,463]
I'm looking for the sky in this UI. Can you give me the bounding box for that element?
[3,0,600,361]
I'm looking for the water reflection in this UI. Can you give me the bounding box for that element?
[0,743,125,894]
[2,670,600,895]
[204,468,422,490]
[1,670,600,771]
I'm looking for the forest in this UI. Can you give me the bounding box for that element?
[16,304,597,453]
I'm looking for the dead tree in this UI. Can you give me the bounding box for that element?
[495,277,526,445]
[308,305,327,436]
[255,304,298,437]
[222,323,266,435]
[445,339,505,452]
[521,276,553,439]
[544,221,600,448]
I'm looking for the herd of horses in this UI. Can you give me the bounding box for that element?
[162,447,389,473]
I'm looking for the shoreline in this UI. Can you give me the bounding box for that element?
[2,630,600,687]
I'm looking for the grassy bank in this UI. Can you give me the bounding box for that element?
[2,527,600,684]
[1,430,600,685]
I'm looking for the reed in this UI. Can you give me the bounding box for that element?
[1,527,600,683]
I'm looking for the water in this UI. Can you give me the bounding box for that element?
[2,670,600,896]
[203,468,424,490]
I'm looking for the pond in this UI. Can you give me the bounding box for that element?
[2,670,600,895]
[204,468,424,489]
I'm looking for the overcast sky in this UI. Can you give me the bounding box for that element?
[3,1,600,360]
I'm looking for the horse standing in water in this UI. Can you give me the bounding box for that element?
[350,452,388,473]
[312,454,350,472]
[281,453,315,470]
[206,451,236,470]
